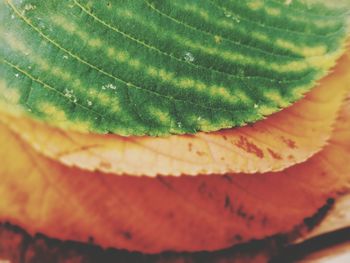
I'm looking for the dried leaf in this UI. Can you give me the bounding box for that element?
[0,96,349,253]
[2,51,350,176]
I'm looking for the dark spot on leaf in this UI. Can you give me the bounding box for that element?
[166,212,175,219]
[237,205,247,219]
[235,234,243,241]
[222,175,233,183]
[122,231,132,240]
[157,176,173,190]
[235,136,264,158]
[198,182,207,194]
[188,142,193,152]
[267,148,283,160]
[261,217,268,226]
[198,182,214,198]
[281,136,297,149]
[88,236,94,244]
[196,150,206,156]
[224,195,231,208]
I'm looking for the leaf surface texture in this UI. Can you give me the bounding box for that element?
[0,0,349,135]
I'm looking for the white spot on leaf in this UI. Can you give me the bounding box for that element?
[224,11,232,18]
[102,83,117,90]
[184,52,195,62]
[24,3,36,11]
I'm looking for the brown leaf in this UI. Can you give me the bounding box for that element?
[0,96,349,253]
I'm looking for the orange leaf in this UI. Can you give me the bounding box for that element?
[2,52,350,176]
[0,97,349,253]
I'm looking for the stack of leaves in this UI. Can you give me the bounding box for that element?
[1,0,350,256]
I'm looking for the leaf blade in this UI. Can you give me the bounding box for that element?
[0,0,349,135]
[0,94,349,253]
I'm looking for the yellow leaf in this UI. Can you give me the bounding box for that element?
[0,95,349,253]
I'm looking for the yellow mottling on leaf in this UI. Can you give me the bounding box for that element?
[264,90,289,107]
[73,79,82,89]
[223,50,254,64]
[107,47,116,57]
[214,35,222,44]
[116,51,129,62]
[307,52,339,70]
[147,66,158,77]
[313,19,339,29]
[199,10,210,20]
[276,39,327,57]
[75,30,89,41]
[195,81,206,91]
[218,20,233,29]
[109,102,121,114]
[52,15,90,42]
[148,106,171,124]
[119,9,133,18]
[88,38,103,48]
[36,58,50,71]
[181,3,209,20]
[88,88,98,98]
[96,93,112,105]
[257,104,276,115]
[3,33,31,54]
[87,89,121,113]
[265,7,281,16]
[178,78,195,89]
[158,69,175,82]
[51,66,71,81]
[247,0,264,10]
[128,59,141,69]
[272,60,308,73]
[195,117,212,130]
[39,102,68,122]
[68,120,92,132]
[0,80,21,104]
[51,15,77,33]
[210,86,240,104]
[235,90,253,104]
[289,84,310,99]
[175,33,260,66]
[38,102,92,131]
[251,32,269,42]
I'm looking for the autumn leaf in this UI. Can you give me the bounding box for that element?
[0,94,349,253]
[2,50,349,177]
[1,0,350,259]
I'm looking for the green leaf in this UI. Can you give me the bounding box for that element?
[0,0,349,136]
